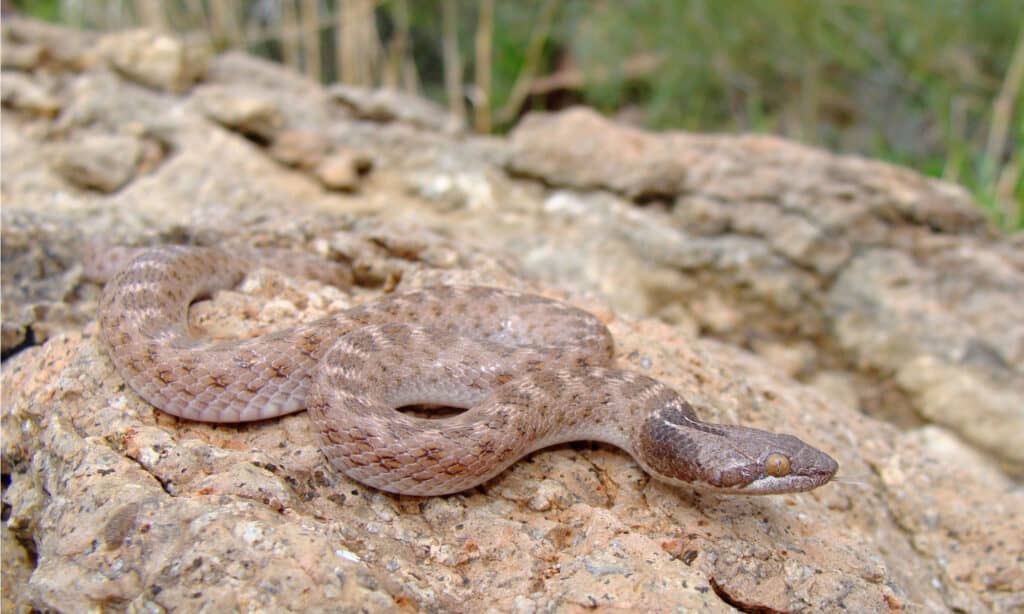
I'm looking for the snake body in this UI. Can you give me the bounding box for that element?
[97,246,838,495]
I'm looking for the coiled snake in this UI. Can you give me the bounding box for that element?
[96,246,838,495]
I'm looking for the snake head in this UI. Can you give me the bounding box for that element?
[635,402,839,495]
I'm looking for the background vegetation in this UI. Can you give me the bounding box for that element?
[12,0,1022,229]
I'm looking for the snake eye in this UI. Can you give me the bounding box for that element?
[765,453,791,477]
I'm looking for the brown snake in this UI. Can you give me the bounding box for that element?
[96,246,838,495]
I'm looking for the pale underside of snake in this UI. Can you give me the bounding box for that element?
[95,246,838,496]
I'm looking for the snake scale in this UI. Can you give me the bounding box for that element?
[96,246,838,495]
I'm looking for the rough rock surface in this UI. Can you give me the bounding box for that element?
[507,108,1023,469]
[329,83,466,133]
[96,28,210,93]
[2,18,1022,613]
[50,133,146,192]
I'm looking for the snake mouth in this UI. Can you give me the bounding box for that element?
[800,449,840,482]
[709,472,836,495]
[746,456,839,494]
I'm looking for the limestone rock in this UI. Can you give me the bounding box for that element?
[507,107,685,199]
[1,39,46,71]
[314,149,373,191]
[508,108,1022,471]
[831,248,1024,467]
[877,426,1024,612]
[508,107,988,238]
[269,129,331,169]
[1,16,98,69]
[97,28,208,93]
[329,83,465,133]
[51,134,144,193]
[2,17,1021,613]
[1,71,62,116]
[192,84,285,141]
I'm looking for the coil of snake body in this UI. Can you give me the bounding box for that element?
[96,246,838,495]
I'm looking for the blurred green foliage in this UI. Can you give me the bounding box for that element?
[11,0,59,20]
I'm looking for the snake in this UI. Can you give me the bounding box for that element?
[95,245,838,496]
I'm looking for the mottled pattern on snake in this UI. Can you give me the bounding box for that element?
[97,246,838,495]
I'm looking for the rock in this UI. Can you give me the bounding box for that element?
[314,148,373,191]
[329,83,465,133]
[269,129,331,169]
[204,51,337,133]
[0,208,102,357]
[507,107,685,199]
[2,17,1022,613]
[1,16,98,69]
[50,134,144,193]
[877,426,1024,612]
[0,40,46,71]
[508,106,988,236]
[192,85,284,141]
[831,248,1024,467]
[508,108,1022,470]
[97,28,208,93]
[1,269,923,613]
[45,70,178,138]
[0,70,62,116]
